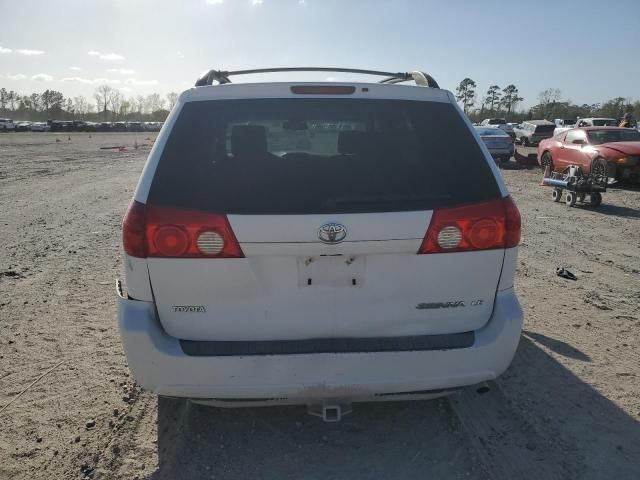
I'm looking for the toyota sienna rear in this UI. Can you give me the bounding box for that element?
[117,68,523,416]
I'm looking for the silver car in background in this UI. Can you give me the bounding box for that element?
[30,122,51,132]
[474,126,514,163]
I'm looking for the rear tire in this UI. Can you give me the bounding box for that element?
[590,192,602,207]
[565,191,576,207]
[552,188,562,202]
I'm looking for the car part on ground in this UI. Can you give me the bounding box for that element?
[556,267,577,280]
[541,163,606,207]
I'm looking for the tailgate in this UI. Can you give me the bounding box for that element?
[142,93,506,342]
[148,212,504,341]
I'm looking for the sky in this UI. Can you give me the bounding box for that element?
[1,0,639,109]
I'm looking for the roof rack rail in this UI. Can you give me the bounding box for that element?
[194,67,439,88]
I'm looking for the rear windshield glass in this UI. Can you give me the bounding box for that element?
[476,127,508,136]
[149,99,500,214]
[533,125,555,133]
[593,119,617,126]
[588,129,640,144]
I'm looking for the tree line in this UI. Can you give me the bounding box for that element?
[0,84,178,122]
[455,78,638,124]
[3,80,638,125]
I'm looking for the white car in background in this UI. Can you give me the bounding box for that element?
[0,118,16,131]
[118,67,523,421]
[554,117,616,137]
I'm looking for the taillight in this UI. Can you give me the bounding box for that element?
[122,200,147,258]
[121,201,244,258]
[418,196,521,254]
[503,196,521,248]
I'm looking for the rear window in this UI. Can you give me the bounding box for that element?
[149,98,500,214]
[533,125,555,134]
[588,129,640,144]
[476,127,508,136]
[593,119,617,126]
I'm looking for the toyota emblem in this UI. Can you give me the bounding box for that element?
[318,222,347,244]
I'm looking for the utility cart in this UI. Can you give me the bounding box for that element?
[541,161,607,207]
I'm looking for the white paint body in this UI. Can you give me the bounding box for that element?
[119,81,522,405]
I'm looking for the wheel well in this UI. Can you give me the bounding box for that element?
[590,156,608,174]
[539,150,552,165]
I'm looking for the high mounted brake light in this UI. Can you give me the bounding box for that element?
[290,85,356,95]
[122,201,244,258]
[418,196,521,254]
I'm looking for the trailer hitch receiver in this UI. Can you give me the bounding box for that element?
[307,402,353,422]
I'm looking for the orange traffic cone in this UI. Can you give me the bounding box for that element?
[539,165,550,186]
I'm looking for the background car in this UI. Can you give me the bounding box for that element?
[30,122,50,132]
[514,120,555,146]
[474,126,514,163]
[553,118,575,127]
[576,118,617,127]
[14,121,32,132]
[538,127,640,182]
[480,118,515,140]
[0,118,16,131]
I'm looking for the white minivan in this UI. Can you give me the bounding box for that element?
[118,68,523,420]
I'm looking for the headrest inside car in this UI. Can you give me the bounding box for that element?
[337,130,367,155]
[231,125,268,157]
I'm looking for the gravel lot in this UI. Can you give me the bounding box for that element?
[0,133,638,480]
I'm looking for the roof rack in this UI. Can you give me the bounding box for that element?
[194,67,439,88]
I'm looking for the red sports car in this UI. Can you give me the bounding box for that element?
[538,127,640,182]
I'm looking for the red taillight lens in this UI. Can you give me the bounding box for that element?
[290,85,356,95]
[121,201,244,258]
[122,200,147,258]
[153,225,189,256]
[503,196,521,248]
[418,197,521,254]
[146,205,244,258]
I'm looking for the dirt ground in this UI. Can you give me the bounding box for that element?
[0,133,638,480]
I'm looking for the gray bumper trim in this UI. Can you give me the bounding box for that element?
[179,332,475,356]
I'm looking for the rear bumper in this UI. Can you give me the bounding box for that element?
[529,137,551,145]
[488,147,515,158]
[118,288,523,402]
